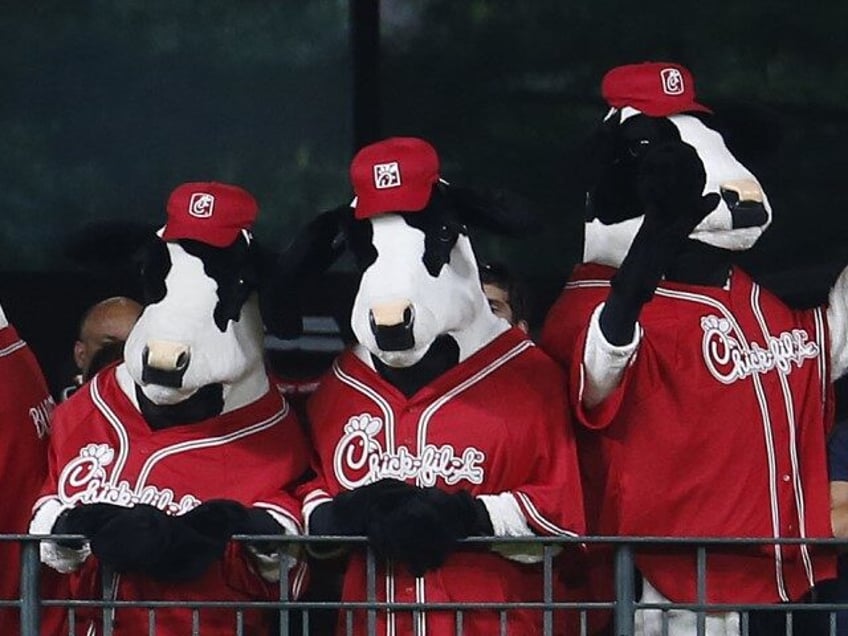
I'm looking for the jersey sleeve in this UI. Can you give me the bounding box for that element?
[478,360,586,563]
[541,285,639,431]
[29,403,91,573]
[236,408,311,587]
[482,358,586,534]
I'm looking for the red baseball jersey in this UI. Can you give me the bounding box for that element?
[32,365,310,636]
[541,263,836,604]
[0,324,68,635]
[302,327,585,636]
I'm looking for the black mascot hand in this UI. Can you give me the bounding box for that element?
[142,499,249,582]
[636,141,720,242]
[309,478,421,536]
[51,504,128,550]
[366,488,492,577]
[88,504,174,575]
[238,507,289,555]
[602,141,721,345]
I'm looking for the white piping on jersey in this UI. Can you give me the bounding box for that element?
[411,338,536,634]
[566,277,808,600]
[133,402,289,494]
[291,560,308,600]
[302,489,333,526]
[91,375,130,488]
[814,308,827,407]
[415,339,534,478]
[751,285,816,589]
[334,354,398,636]
[656,285,791,600]
[386,560,397,636]
[0,338,26,358]
[514,491,579,537]
[415,575,426,636]
[334,359,396,453]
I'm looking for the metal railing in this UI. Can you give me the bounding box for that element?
[4,534,846,635]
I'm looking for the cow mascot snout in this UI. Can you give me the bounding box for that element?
[30,182,311,636]
[271,137,586,635]
[541,62,848,635]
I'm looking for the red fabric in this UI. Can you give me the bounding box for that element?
[350,136,440,219]
[602,61,712,117]
[541,263,837,604]
[303,328,586,635]
[35,366,310,635]
[162,181,258,248]
[0,325,68,635]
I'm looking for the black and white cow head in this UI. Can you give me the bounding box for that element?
[271,137,534,395]
[581,61,773,269]
[120,182,272,428]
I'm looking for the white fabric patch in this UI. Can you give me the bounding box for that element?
[479,493,559,564]
[583,303,640,409]
[635,578,740,636]
[829,264,848,380]
[30,498,90,574]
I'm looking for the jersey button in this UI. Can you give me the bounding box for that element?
[782,474,791,483]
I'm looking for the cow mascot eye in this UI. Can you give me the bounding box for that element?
[436,223,456,242]
[626,138,651,158]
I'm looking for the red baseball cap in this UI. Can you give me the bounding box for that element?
[161,181,258,248]
[601,62,712,117]
[350,137,440,219]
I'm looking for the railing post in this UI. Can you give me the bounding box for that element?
[366,545,376,636]
[278,547,290,636]
[101,565,115,636]
[20,538,41,636]
[614,543,635,636]
[543,543,553,635]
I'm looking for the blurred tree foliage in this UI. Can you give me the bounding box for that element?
[0,0,351,270]
[380,0,848,300]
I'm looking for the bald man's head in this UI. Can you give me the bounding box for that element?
[73,296,143,377]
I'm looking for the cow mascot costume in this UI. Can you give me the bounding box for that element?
[30,182,310,635]
[541,61,848,635]
[271,137,586,635]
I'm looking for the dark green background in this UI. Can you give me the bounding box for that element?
[2,0,847,388]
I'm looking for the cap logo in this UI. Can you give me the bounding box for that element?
[188,192,215,218]
[660,68,685,96]
[373,161,402,190]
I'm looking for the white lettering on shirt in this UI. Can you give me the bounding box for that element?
[701,315,820,384]
[333,413,486,489]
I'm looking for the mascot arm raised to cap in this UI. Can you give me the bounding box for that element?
[30,182,311,635]
[541,62,848,634]
[272,136,585,635]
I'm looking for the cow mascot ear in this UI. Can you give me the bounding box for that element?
[443,182,540,236]
[259,205,349,339]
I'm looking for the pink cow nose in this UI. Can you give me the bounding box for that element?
[141,340,191,388]
[369,300,415,352]
[720,179,768,229]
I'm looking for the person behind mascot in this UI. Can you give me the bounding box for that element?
[29,182,312,636]
[272,137,587,635]
[541,61,848,635]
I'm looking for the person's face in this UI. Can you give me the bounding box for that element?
[482,282,515,324]
[73,304,141,375]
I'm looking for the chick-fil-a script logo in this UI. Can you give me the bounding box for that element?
[700,315,820,384]
[333,413,486,489]
[57,443,200,515]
